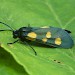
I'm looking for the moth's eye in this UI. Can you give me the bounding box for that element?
[13,31,18,38]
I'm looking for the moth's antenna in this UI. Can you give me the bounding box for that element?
[0,22,14,31]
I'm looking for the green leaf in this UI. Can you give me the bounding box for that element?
[0,0,75,75]
[0,48,28,75]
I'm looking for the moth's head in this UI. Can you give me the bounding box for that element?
[13,27,32,38]
[13,30,19,38]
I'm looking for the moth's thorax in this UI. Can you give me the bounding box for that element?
[13,27,32,39]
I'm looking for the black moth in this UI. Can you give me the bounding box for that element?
[0,22,74,55]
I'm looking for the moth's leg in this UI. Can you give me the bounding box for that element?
[24,41,37,55]
[7,39,19,44]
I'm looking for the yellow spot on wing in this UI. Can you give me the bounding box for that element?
[41,26,49,28]
[55,38,61,45]
[27,32,37,38]
[42,38,47,43]
[46,31,51,38]
[26,37,35,41]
